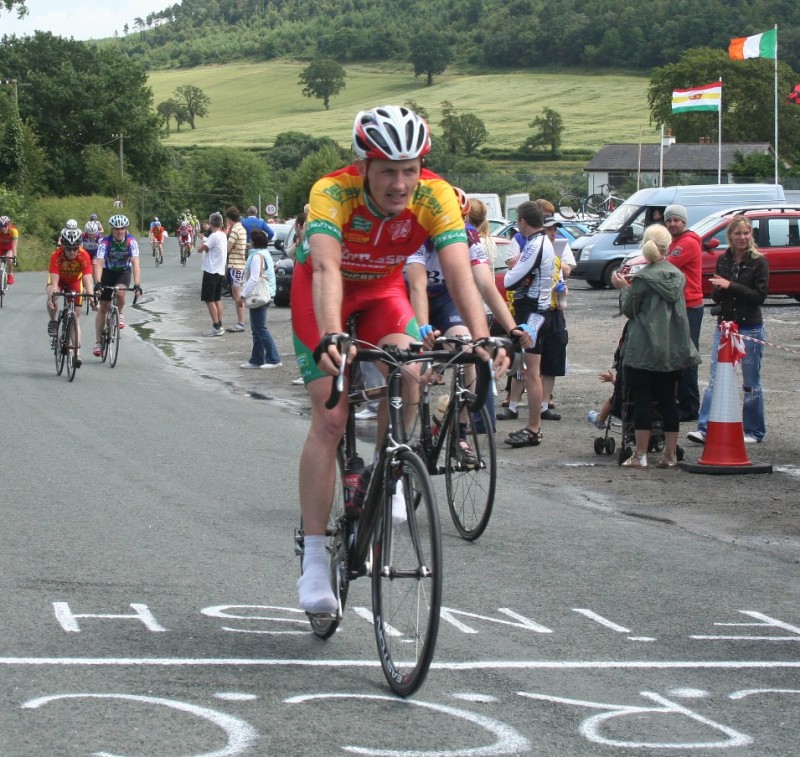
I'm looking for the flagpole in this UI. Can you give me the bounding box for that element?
[718,77,722,183]
[659,124,664,187]
[774,24,779,184]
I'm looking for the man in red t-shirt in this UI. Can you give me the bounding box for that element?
[665,204,703,422]
[47,227,96,367]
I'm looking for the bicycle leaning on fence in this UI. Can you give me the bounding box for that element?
[0,254,17,308]
[293,330,502,697]
[50,290,92,381]
[95,285,138,367]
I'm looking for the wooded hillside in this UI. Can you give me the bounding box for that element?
[111,0,800,73]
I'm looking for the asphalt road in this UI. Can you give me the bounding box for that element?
[1,239,799,755]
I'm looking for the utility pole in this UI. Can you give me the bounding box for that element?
[112,133,125,178]
[0,78,30,107]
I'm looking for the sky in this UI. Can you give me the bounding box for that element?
[1,1,170,41]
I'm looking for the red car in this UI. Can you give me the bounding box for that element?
[620,206,800,301]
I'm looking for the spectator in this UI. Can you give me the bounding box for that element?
[687,215,769,445]
[240,229,282,369]
[241,205,274,248]
[664,204,703,422]
[285,212,307,262]
[225,207,248,333]
[611,224,699,468]
[197,212,227,336]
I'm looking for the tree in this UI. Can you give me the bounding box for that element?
[298,59,346,110]
[0,32,164,195]
[439,101,460,154]
[0,93,26,190]
[522,107,565,158]
[157,98,190,132]
[648,47,800,159]
[282,144,348,215]
[409,31,451,86]
[174,85,210,129]
[456,113,489,155]
[1,1,27,16]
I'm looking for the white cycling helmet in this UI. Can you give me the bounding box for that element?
[60,227,82,247]
[352,105,431,161]
[85,220,101,234]
[65,218,78,230]
[0,215,10,226]
[109,214,129,229]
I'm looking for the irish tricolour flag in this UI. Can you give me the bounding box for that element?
[671,82,722,113]
[729,28,777,60]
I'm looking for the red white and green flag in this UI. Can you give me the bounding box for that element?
[671,82,722,113]
[728,28,777,60]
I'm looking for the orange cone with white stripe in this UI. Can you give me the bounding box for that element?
[680,322,771,475]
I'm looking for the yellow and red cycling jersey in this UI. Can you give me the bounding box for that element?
[299,164,468,280]
[150,225,166,241]
[48,247,92,291]
[0,224,19,255]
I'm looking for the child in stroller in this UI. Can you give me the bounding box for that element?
[590,322,684,465]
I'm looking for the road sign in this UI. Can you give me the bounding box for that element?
[265,203,277,216]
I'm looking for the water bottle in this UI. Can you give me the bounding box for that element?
[350,463,374,520]
[555,279,568,310]
[343,454,364,519]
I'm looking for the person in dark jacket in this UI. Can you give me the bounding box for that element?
[687,215,769,445]
[611,224,700,468]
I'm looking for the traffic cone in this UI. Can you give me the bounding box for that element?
[680,322,771,475]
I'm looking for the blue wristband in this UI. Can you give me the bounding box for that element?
[517,324,535,337]
[419,323,433,339]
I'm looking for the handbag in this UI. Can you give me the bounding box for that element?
[244,254,271,308]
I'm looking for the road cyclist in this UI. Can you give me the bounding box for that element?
[177,220,193,265]
[291,104,511,631]
[0,215,19,296]
[93,214,142,358]
[148,217,167,265]
[82,214,104,261]
[46,227,96,369]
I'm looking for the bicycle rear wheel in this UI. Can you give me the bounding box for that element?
[54,313,66,375]
[301,445,349,639]
[444,402,496,540]
[372,449,441,697]
[586,194,606,215]
[558,194,580,218]
[0,267,6,307]
[65,313,79,381]
[108,309,120,367]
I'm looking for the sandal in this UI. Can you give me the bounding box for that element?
[622,453,648,468]
[458,439,478,466]
[656,454,678,469]
[505,428,542,448]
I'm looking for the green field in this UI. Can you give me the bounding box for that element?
[148,61,657,152]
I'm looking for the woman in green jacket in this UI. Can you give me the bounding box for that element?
[611,224,700,468]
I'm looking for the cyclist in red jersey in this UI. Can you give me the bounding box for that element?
[0,215,19,283]
[292,105,511,614]
[46,228,96,367]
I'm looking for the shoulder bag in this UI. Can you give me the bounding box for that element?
[244,253,271,308]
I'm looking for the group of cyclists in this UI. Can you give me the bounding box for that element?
[44,213,142,367]
[148,210,201,263]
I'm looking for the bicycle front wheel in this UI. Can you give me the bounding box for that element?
[372,449,442,697]
[65,313,79,381]
[558,194,580,218]
[54,314,66,375]
[0,267,6,307]
[108,309,120,367]
[444,403,496,540]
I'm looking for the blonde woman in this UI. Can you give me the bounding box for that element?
[610,224,699,468]
[687,215,769,444]
[468,198,497,268]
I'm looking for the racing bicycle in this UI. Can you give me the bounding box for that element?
[558,184,624,222]
[51,290,92,381]
[179,240,191,266]
[0,255,16,308]
[151,239,163,267]
[95,285,138,367]
[293,332,499,696]
[412,336,497,540]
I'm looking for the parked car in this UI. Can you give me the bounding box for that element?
[268,221,295,307]
[619,205,800,300]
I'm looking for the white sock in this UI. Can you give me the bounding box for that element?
[509,401,519,412]
[297,535,337,613]
[540,402,548,412]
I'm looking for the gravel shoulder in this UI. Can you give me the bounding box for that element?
[138,275,800,564]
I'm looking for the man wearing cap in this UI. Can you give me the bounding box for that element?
[664,203,703,422]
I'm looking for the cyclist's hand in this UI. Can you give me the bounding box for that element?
[133,284,143,295]
[313,332,352,376]
[418,323,439,350]
[473,336,512,381]
[510,325,533,350]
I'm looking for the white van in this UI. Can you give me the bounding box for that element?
[571,184,786,288]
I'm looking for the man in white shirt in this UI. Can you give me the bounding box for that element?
[197,212,227,336]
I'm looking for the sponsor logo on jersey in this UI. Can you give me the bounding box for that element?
[388,219,412,242]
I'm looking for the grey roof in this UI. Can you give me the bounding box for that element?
[586,143,772,172]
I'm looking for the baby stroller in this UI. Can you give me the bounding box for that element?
[592,323,684,465]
